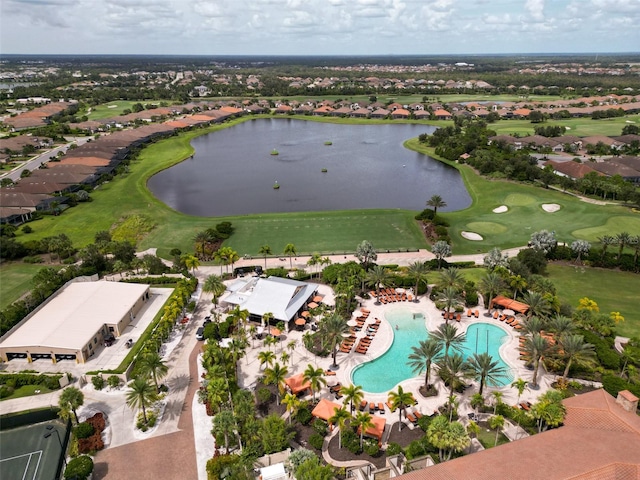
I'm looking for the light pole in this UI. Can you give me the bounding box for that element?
[44,425,67,468]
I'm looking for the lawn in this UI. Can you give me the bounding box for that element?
[490,114,639,137]
[404,139,640,255]
[0,384,53,401]
[475,427,510,449]
[0,263,50,309]
[546,264,640,338]
[86,101,152,120]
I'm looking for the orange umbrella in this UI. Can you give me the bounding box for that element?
[295,318,306,326]
[301,311,310,318]
[308,302,319,309]
[269,327,282,336]
[312,296,323,303]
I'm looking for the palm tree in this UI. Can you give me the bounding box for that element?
[284,243,297,269]
[306,253,322,279]
[509,275,527,299]
[258,350,276,369]
[318,312,349,368]
[437,353,468,407]
[439,267,464,290]
[521,316,546,337]
[511,378,528,405]
[193,230,212,259]
[480,272,504,312]
[598,235,615,260]
[427,194,447,216]
[491,391,504,415]
[407,338,442,391]
[258,244,272,269]
[126,377,157,425]
[329,407,352,449]
[522,333,553,388]
[287,340,297,367]
[489,415,505,446]
[465,352,507,396]
[203,274,226,306]
[58,386,84,424]
[182,253,200,276]
[341,384,364,413]
[282,392,301,425]
[264,362,289,405]
[547,315,574,337]
[138,352,168,392]
[353,411,374,448]
[558,334,595,380]
[521,291,551,319]
[365,265,389,303]
[616,231,631,260]
[212,409,236,453]
[470,393,485,414]
[426,415,470,462]
[431,323,466,359]
[303,364,326,403]
[407,261,429,302]
[227,305,249,331]
[432,241,451,269]
[388,386,415,432]
[436,287,463,324]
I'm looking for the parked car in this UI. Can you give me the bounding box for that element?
[196,327,205,341]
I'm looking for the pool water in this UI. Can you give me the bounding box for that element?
[351,308,513,393]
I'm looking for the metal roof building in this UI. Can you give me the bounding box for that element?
[0,281,150,364]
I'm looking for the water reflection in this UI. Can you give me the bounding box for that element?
[147,119,471,216]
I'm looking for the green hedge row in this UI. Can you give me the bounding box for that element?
[0,373,63,390]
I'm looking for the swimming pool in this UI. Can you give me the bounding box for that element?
[351,308,513,393]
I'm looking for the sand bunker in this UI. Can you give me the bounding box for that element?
[461,231,483,241]
[542,203,561,213]
[493,205,508,213]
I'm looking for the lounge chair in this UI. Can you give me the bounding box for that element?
[370,402,376,412]
[385,401,397,412]
[493,311,499,319]
[407,294,413,301]
[359,400,367,411]
[324,370,336,376]
[467,309,473,317]
[406,413,417,424]
[456,313,462,322]
[378,403,385,413]
[414,411,423,420]
[475,310,480,318]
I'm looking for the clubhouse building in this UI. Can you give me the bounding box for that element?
[0,281,150,364]
[222,276,317,326]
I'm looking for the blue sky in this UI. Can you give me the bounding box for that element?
[1,0,638,56]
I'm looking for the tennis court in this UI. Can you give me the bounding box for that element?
[0,421,66,480]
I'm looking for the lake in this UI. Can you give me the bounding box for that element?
[147,118,471,216]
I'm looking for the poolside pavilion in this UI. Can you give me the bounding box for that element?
[311,398,342,423]
[284,373,311,395]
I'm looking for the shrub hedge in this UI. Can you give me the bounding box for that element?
[0,373,62,390]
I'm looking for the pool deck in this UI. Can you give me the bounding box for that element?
[235,283,559,434]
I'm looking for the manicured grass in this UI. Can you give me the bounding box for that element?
[476,428,510,448]
[86,101,150,120]
[0,384,53,401]
[547,264,640,338]
[404,139,639,255]
[490,114,639,137]
[0,263,50,309]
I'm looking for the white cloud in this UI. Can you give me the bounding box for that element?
[525,0,545,22]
